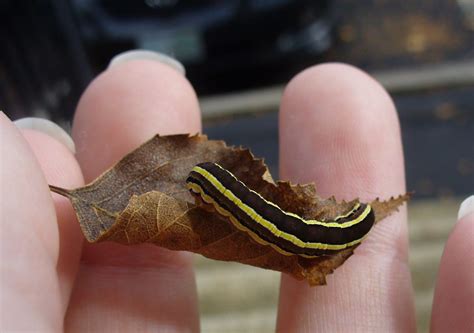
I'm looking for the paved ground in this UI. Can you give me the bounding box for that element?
[195,198,463,333]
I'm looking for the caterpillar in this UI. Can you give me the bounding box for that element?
[186,162,375,258]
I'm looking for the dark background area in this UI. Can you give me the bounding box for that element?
[1,0,473,199]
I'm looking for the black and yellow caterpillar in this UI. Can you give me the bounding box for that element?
[186,162,375,258]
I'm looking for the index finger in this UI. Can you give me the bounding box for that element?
[67,57,201,332]
[277,64,415,332]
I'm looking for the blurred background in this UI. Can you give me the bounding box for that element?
[1,0,473,332]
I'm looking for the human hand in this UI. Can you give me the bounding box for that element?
[1,57,472,332]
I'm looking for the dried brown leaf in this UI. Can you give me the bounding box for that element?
[50,134,409,286]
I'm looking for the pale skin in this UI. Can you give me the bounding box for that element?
[1,61,473,332]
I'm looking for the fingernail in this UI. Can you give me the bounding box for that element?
[458,195,474,220]
[108,49,185,76]
[14,117,76,153]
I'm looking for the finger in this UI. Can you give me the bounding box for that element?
[73,59,201,181]
[430,205,474,332]
[68,58,201,332]
[21,128,84,309]
[277,64,415,332]
[0,114,81,330]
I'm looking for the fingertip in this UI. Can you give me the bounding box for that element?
[283,62,386,97]
[14,117,76,153]
[108,50,186,76]
[21,129,83,188]
[280,62,404,199]
[73,59,201,180]
[457,195,474,220]
[282,63,392,111]
[281,63,394,125]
